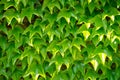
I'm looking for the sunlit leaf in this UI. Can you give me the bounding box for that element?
[91,59,98,71]
[4,9,17,24]
[82,31,90,40]
[98,53,107,65]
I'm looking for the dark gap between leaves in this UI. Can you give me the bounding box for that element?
[38,0,43,5]
[29,74,32,79]
[60,64,67,71]
[105,56,109,63]
[93,8,104,14]
[88,78,91,80]
[22,17,30,29]
[3,52,7,57]
[0,47,2,57]
[98,1,102,5]
[38,75,44,79]
[86,40,93,45]
[53,7,60,13]
[6,24,12,31]
[15,59,22,68]
[0,75,7,80]
[118,77,120,80]
[105,16,111,21]
[76,21,84,28]
[20,77,24,80]
[98,69,103,75]
[47,52,53,59]
[65,3,70,9]
[88,62,94,69]
[34,0,42,8]
[80,45,84,50]
[9,78,13,80]
[31,15,40,24]
[118,44,120,51]
[111,62,116,70]
[18,45,24,51]
[8,6,17,11]
[97,41,104,47]
[85,68,88,74]
[45,72,52,78]
[5,67,10,73]
[90,23,94,28]
[104,78,108,80]
[96,77,99,80]
[117,7,120,11]
[0,31,7,37]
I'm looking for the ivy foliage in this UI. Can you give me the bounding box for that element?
[0,0,120,80]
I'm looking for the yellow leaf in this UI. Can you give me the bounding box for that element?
[82,31,90,40]
[91,59,98,71]
[99,53,106,65]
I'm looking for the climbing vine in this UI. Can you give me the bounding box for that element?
[0,0,120,80]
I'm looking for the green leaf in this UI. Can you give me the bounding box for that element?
[40,46,47,60]
[92,35,99,46]
[44,63,56,76]
[85,69,98,79]
[89,15,103,30]
[14,0,20,6]
[24,61,45,80]
[106,69,115,80]
[21,0,28,7]
[57,8,77,23]
[103,48,112,61]
[44,13,57,27]
[12,53,21,66]
[47,29,54,43]
[23,24,33,34]
[47,40,59,57]
[57,39,71,57]
[59,0,65,7]
[77,24,87,34]
[42,0,51,10]
[20,47,36,65]
[71,47,83,60]
[53,54,64,72]
[11,70,24,80]
[82,31,90,40]
[4,9,16,24]
[9,25,23,42]
[58,18,67,33]
[21,7,34,22]
[4,1,15,10]
[0,36,7,51]
[0,4,4,11]
[33,38,46,53]
[31,26,42,38]
[47,1,61,14]
[100,0,106,6]
[88,2,95,14]
[72,37,86,51]
[0,69,8,80]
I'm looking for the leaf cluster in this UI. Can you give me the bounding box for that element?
[0,0,120,80]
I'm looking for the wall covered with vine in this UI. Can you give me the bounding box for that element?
[0,0,120,80]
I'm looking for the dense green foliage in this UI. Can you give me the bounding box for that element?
[0,0,120,80]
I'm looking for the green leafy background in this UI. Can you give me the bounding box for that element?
[0,0,120,80]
